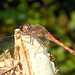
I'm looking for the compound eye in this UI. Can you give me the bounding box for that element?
[22,24,31,33]
[24,25,28,30]
[22,24,29,33]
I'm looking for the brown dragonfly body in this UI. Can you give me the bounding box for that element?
[19,24,75,55]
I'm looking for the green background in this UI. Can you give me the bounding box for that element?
[0,0,75,75]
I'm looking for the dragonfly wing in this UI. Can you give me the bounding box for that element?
[37,37,50,47]
[0,35,14,55]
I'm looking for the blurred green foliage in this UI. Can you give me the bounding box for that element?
[0,0,75,75]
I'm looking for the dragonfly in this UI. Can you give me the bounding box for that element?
[19,24,75,55]
[0,24,75,57]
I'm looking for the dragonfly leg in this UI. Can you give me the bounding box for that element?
[29,34,34,45]
[31,37,34,45]
[34,45,41,58]
[34,40,47,58]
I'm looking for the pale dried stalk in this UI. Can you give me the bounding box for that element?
[0,29,55,75]
[14,29,55,75]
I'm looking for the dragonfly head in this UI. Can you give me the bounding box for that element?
[19,24,32,33]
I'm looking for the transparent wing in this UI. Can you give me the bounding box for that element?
[37,37,50,47]
[0,35,14,56]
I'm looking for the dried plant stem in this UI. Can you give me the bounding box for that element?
[0,29,56,75]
